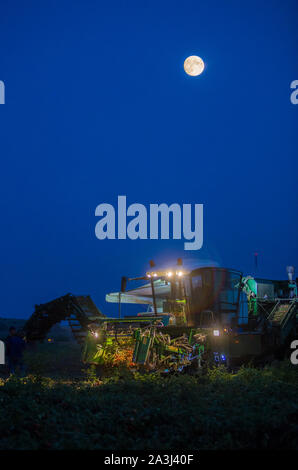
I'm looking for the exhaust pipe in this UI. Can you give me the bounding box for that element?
[286,266,295,282]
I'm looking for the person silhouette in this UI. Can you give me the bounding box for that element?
[6,327,26,375]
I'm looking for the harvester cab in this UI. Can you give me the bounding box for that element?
[108,264,243,330]
[104,263,244,368]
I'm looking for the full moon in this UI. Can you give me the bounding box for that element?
[184,56,204,76]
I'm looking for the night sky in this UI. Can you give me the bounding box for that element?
[0,1,297,318]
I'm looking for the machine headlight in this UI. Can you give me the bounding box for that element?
[213,330,220,337]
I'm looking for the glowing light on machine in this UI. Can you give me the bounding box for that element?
[145,259,188,280]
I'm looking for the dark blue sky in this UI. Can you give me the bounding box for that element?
[0,0,297,318]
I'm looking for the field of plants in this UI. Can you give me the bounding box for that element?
[0,341,298,450]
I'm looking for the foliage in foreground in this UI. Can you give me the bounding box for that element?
[0,362,298,450]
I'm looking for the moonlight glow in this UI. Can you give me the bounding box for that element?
[184,56,204,76]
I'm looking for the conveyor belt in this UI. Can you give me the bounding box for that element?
[271,303,291,325]
[267,299,298,343]
[23,294,104,344]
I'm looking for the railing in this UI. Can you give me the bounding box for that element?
[279,300,297,330]
[267,300,281,323]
